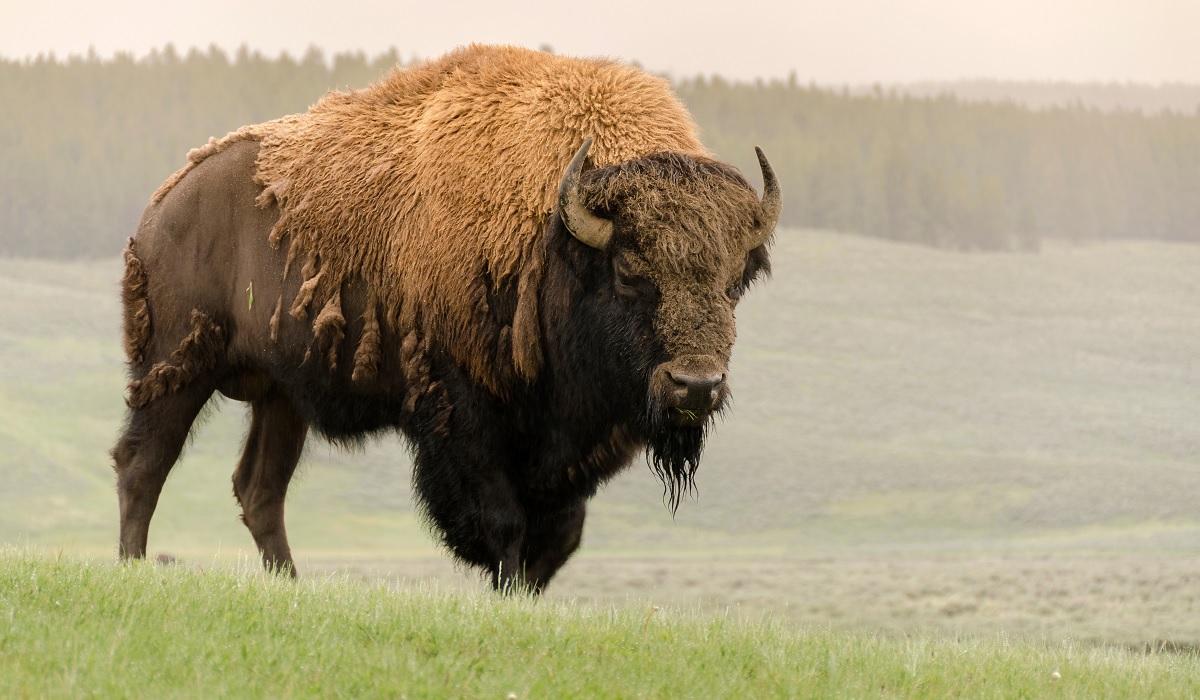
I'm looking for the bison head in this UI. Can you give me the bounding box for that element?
[555,139,779,508]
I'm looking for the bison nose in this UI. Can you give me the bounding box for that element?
[667,370,725,410]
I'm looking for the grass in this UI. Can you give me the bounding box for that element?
[4,548,1200,699]
[1,230,1199,643]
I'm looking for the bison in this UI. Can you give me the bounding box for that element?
[113,44,779,592]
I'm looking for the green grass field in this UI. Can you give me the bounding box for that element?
[4,549,1200,698]
[2,229,1198,645]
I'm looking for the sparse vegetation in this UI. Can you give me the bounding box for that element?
[673,408,698,422]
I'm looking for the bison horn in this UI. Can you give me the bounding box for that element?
[748,146,781,251]
[558,138,613,250]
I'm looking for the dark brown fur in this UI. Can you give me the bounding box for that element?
[113,46,777,592]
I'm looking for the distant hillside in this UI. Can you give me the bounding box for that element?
[890,80,1200,115]
[3,230,1197,562]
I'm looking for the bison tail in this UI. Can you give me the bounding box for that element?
[126,310,225,409]
[121,237,152,366]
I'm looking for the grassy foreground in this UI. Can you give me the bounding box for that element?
[2,549,1198,699]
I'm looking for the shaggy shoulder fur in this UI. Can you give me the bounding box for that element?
[153,44,707,395]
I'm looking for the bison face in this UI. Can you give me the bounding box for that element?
[621,244,740,426]
[556,140,779,507]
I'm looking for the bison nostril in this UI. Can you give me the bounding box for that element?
[666,371,726,408]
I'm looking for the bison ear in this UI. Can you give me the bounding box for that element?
[747,146,781,251]
[557,138,613,250]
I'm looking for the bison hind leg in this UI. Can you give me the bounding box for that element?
[114,307,229,561]
[232,388,308,577]
[113,376,218,561]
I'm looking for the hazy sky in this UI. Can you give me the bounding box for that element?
[3,0,1197,84]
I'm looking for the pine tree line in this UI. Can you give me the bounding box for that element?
[1,47,1197,258]
[683,77,1200,250]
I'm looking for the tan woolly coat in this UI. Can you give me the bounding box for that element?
[153,44,709,395]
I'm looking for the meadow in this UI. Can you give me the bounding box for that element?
[2,229,1198,646]
[4,549,1200,698]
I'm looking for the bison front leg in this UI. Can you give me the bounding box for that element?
[232,388,308,577]
[521,500,587,593]
[414,449,584,593]
[412,436,534,593]
[454,469,532,594]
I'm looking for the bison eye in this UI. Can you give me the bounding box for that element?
[612,257,652,301]
[726,284,744,302]
[614,269,642,301]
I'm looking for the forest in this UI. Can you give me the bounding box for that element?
[1,45,1198,258]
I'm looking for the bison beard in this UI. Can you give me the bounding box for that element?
[643,399,711,513]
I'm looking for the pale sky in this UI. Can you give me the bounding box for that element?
[2,0,1197,84]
